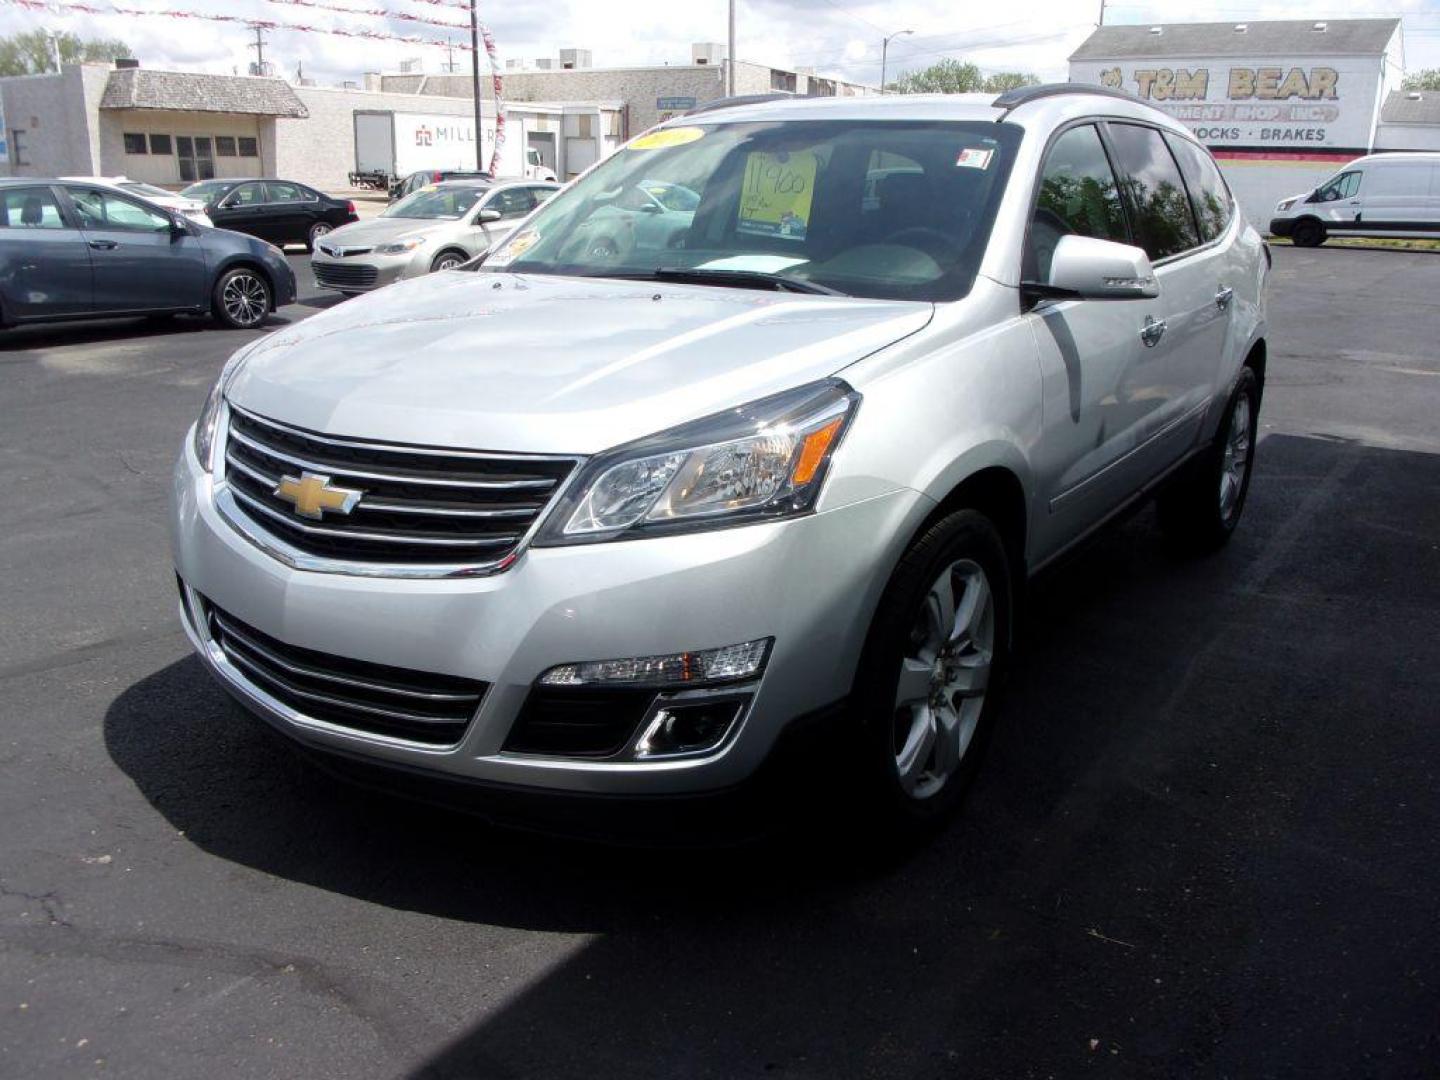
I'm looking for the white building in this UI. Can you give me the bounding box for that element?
[1067,19,1437,231]
[0,62,624,190]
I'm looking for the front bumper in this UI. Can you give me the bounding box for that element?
[171,434,928,796]
[1267,217,1295,238]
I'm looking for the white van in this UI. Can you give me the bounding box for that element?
[1269,152,1440,246]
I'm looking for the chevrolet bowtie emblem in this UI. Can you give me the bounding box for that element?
[273,471,362,520]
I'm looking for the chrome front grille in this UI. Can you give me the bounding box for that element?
[221,406,576,572]
[202,598,487,745]
[312,263,379,289]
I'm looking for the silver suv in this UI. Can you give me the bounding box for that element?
[172,86,1268,833]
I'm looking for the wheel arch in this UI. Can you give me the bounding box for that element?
[213,258,277,311]
[920,466,1029,593]
[431,246,471,270]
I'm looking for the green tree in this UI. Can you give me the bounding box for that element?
[888,58,1039,95]
[1401,69,1440,91]
[0,30,131,76]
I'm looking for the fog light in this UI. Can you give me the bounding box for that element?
[538,638,771,688]
[635,697,748,758]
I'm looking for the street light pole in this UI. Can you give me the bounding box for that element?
[880,29,913,95]
[727,0,736,96]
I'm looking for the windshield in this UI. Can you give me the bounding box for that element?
[120,181,175,199]
[486,119,1021,301]
[179,180,232,204]
[384,186,485,220]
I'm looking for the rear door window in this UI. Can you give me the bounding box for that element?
[1163,132,1234,242]
[1104,122,1201,260]
[1027,124,1129,281]
[0,186,67,229]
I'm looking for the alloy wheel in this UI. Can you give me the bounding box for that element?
[310,223,332,243]
[222,273,268,328]
[434,254,465,271]
[892,558,995,800]
[1219,393,1252,522]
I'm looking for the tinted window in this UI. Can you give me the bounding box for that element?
[1164,132,1233,242]
[1104,123,1200,260]
[225,183,265,207]
[123,132,147,154]
[486,187,535,219]
[0,186,66,229]
[69,189,170,232]
[265,182,303,203]
[1027,124,1128,281]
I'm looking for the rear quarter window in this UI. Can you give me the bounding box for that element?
[1163,132,1233,242]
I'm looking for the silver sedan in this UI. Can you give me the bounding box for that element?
[310,179,559,294]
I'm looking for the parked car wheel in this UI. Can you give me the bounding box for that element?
[1158,366,1260,551]
[1290,218,1325,248]
[212,267,272,330]
[430,250,468,273]
[848,509,1011,835]
[306,222,333,252]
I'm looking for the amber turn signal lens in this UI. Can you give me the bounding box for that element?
[790,417,844,486]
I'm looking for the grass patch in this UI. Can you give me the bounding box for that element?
[1268,235,1440,251]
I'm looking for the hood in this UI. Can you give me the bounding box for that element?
[228,272,933,454]
[320,216,454,249]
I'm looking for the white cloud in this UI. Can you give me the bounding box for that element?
[0,0,1436,85]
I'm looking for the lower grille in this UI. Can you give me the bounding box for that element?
[313,262,379,289]
[504,687,659,758]
[203,598,487,745]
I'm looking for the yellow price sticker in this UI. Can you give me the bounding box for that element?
[737,151,817,240]
[628,126,706,151]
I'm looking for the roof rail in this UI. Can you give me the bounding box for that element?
[992,81,1142,117]
[685,93,792,116]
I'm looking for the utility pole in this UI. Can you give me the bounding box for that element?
[1098,0,1105,25]
[880,29,913,95]
[727,0,735,96]
[444,42,457,74]
[470,0,484,171]
[47,31,62,72]
[248,25,267,76]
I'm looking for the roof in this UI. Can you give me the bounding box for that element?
[100,69,309,117]
[1381,90,1440,125]
[1070,18,1401,61]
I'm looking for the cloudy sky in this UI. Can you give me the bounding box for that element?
[3,0,1439,86]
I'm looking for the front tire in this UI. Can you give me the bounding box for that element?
[430,250,468,273]
[848,509,1012,835]
[212,267,271,330]
[1157,366,1260,551]
[1291,218,1325,248]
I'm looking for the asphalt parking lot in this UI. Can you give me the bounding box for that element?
[2,247,1438,1078]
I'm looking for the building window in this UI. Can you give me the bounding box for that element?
[215,136,238,157]
[770,69,797,93]
[10,130,28,167]
[123,132,147,154]
[606,111,621,137]
[576,114,592,138]
[148,133,172,155]
[237,136,258,157]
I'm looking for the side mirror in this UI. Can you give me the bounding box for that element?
[171,214,189,234]
[477,208,502,223]
[1026,235,1159,303]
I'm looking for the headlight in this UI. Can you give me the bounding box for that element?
[535,379,859,545]
[1276,197,1297,211]
[375,238,427,255]
[193,348,252,472]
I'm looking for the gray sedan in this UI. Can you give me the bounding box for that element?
[311,179,559,294]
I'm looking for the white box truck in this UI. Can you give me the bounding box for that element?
[350,111,556,189]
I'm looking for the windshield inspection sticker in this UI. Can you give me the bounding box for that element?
[737,150,818,241]
[955,147,994,169]
[486,228,539,267]
[628,126,706,151]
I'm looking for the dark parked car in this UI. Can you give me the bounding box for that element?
[179,178,358,250]
[0,178,296,331]
[390,169,491,202]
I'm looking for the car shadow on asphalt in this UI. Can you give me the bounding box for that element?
[102,433,1440,1076]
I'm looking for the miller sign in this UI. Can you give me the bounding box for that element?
[1071,54,1382,150]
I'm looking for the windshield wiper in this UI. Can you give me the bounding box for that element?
[648,267,847,297]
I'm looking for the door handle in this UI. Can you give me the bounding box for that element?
[87,239,118,250]
[1215,285,1234,311]
[1140,315,1166,348]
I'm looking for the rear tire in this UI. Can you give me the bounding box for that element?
[306,222,332,253]
[1291,218,1325,248]
[1157,366,1260,552]
[212,267,271,330]
[845,509,1012,838]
